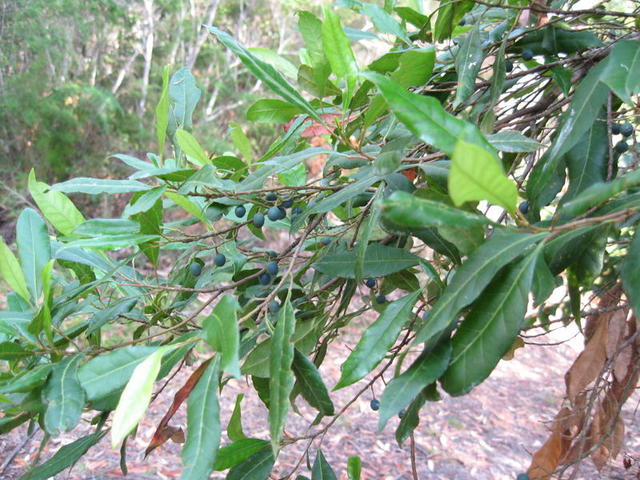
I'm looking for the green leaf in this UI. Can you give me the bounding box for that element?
[268,298,296,456]
[207,26,320,122]
[381,191,490,229]
[227,394,246,442]
[156,66,170,157]
[454,23,483,107]
[247,99,301,123]
[43,354,85,435]
[395,387,429,445]
[165,192,208,224]
[315,243,419,280]
[51,178,151,194]
[277,162,307,187]
[78,346,159,403]
[486,131,543,153]
[441,246,541,395]
[292,349,334,416]
[0,237,31,303]
[28,170,84,236]
[413,230,546,345]
[181,357,221,480]
[20,431,105,480]
[112,347,168,447]
[226,446,275,480]
[600,39,640,105]
[0,364,52,394]
[311,449,337,480]
[335,291,420,389]
[230,122,254,165]
[169,67,201,131]
[214,438,269,471]
[202,295,241,378]
[17,208,51,302]
[62,233,160,251]
[124,186,167,217]
[347,455,361,480]
[363,72,492,157]
[0,341,34,360]
[434,1,472,42]
[449,138,518,213]
[176,129,211,167]
[378,340,451,430]
[622,229,640,319]
[73,219,139,237]
[86,297,138,334]
[322,7,358,107]
[361,4,411,45]
[355,189,383,282]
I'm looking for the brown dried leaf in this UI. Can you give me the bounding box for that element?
[565,318,608,403]
[528,408,575,479]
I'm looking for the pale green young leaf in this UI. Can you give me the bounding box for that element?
[229,122,254,165]
[0,237,30,303]
[321,7,358,107]
[156,66,170,157]
[16,208,51,302]
[52,178,151,194]
[28,170,84,236]
[247,99,301,123]
[175,129,211,167]
[165,192,209,225]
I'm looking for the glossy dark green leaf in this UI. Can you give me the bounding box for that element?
[86,297,137,334]
[335,291,420,389]
[622,229,640,318]
[433,1,472,42]
[304,175,380,219]
[454,23,483,107]
[395,387,429,445]
[246,99,301,123]
[292,349,334,416]
[227,394,246,442]
[441,247,540,396]
[135,198,162,267]
[214,439,269,471]
[355,190,382,282]
[598,39,640,105]
[486,131,543,153]
[226,446,275,480]
[181,357,221,480]
[0,364,52,394]
[268,298,296,455]
[315,243,419,279]
[381,191,490,229]
[20,431,106,480]
[544,226,599,275]
[207,26,320,122]
[347,455,361,480]
[311,449,337,480]
[0,341,34,360]
[202,295,241,378]
[378,340,451,429]
[51,178,151,194]
[43,355,85,435]
[532,255,555,307]
[17,208,51,302]
[414,230,546,345]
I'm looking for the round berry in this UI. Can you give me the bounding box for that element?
[615,140,629,153]
[505,59,513,73]
[214,253,226,267]
[376,294,386,304]
[516,474,530,480]
[281,198,294,208]
[252,213,265,228]
[365,278,376,288]
[268,300,280,314]
[458,18,465,26]
[522,48,534,61]
[266,261,279,276]
[291,206,303,216]
[398,409,406,419]
[370,399,380,411]
[267,250,277,258]
[259,272,271,285]
[518,201,529,215]
[235,205,246,218]
[621,122,634,137]
[321,238,331,246]
[267,206,285,221]
[265,192,277,202]
[611,123,621,135]
[189,262,202,276]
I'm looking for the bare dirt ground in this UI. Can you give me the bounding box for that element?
[2,322,639,480]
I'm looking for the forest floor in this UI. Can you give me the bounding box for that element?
[2,322,640,480]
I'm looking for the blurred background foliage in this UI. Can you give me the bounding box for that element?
[0,0,332,212]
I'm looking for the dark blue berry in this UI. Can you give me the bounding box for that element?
[282,198,294,208]
[214,253,226,267]
[267,250,277,258]
[259,273,271,285]
[621,122,634,137]
[235,205,246,218]
[189,262,202,276]
[291,206,303,216]
[265,192,277,202]
[522,48,534,61]
[365,278,376,288]
[505,59,513,72]
[398,409,406,419]
[321,238,331,246]
[267,206,285,221]
[252,213,265,228]
[266,261,279,276]
[370,399,380,411]
[615,140,629,153]
[458,18,465,26]
[516,475,530,480]
[268,300,280,313]
[376,294,386,304]
[518,201,529,215]
[611,124,621,135]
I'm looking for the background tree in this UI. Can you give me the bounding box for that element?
[0,1,639,479]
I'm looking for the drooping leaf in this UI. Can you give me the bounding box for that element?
[321,7,358,107]
[226,446,275,480]
[43,354,85,435]
[454,23,483,107]
[28,170,84,236]
[0,237,31,303]
[335,291,420,389]
[214,438,269,471]
[268,298,296,455]
[202,295,241,378]
[181,357,221,480]
[378,340,451,429]
[227,394,246,442]
[311,449,337,480]
[16,208,51,302]
[413,230,546,346]
[441,246,541,396]
[449,138,518,213]
[292,349,334,416]
[395,387,429,445]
